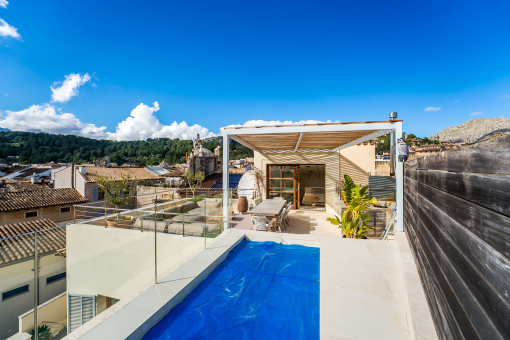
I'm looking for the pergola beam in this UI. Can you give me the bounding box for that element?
[229,135,261,153]
[260,149,334,154]
[332,129,394,152]
[293,133,304,152]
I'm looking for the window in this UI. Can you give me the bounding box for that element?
[98,189,105,200]
[25,211,38,218]
[47,272,66,284]
[2,285,29,301]
[60,207,71,213]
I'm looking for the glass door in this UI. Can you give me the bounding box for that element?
[267,165,298,208]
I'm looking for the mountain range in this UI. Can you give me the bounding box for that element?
[429,117,510,144]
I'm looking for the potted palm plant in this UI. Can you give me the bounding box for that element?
[96,173,138,229]
[327,175,378,239]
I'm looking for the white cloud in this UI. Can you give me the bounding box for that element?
[470,112,482,116]
[111,102,214,141]
[424,107,441,112]
[224,119,334,129]
[0,104,110,138]
[5,92,8,96]
[0,102,215,141]
[0,18,21,40]
[453,100,459,103]
[50,73,91,103]
[0,0,8,9]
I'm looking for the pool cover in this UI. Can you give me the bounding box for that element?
[142,240,320,340]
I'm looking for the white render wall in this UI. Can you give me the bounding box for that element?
[66,223,205,300]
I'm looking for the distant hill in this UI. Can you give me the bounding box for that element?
[0,131,253,165]
[429,117,510,143]
[0,127,11,132]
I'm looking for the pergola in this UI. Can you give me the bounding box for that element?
[221,120,404,232]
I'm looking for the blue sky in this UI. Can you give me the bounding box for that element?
[1,0,510,140]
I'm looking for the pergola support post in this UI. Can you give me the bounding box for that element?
[222,134,230,230]
[395,122,404,232]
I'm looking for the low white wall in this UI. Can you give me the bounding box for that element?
[66,223,205,299]
[19,292,67,333]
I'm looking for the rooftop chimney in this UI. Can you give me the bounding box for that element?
[389,112,397,120]
[79,166,87,175]
[31,177,39,184]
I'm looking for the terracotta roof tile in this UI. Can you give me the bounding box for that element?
[2,180,50,192]
[0,188,87,212]
[161,167,185,177]
[81,167,161,183]
[199,173,221,189]
[0,219,65,266]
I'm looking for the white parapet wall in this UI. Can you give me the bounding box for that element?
[18,292,67,334]
[66,223,206,300]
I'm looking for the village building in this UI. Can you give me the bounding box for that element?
[0,219,67,340]
[0,179,50,192]
[54,166,163,202]
[408,142,467,160]
[0,188,87,226]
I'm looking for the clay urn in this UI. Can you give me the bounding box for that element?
[238,196,249,213]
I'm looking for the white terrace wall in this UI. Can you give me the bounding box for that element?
[66,224,205,300]
[339,144,376,186]
[19,292,67,334]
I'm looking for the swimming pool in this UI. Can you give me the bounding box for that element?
[142,239,320,340]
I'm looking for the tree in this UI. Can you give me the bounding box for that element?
[405,133,416,145]
[95,173,138,211]
[184,170,205,197]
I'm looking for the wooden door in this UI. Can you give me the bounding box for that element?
[267,165,297,208]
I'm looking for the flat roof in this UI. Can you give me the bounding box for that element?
[222,120,402,130]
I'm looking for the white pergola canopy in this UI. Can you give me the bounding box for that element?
[221,119,404,232]
[223,120,401,153]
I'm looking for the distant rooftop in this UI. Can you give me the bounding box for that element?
[0,219,65,266]
[79,166,161,183]
[0,188,87,212]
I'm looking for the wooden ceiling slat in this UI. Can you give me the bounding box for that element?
[234,129,381,151]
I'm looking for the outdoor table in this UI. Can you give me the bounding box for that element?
[250,199,287,232]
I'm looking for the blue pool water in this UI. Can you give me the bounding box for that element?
[142,240,320,340]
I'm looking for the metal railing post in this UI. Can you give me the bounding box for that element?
[204,198,207,249]
[34,231,38,340]
[154,196,157,284]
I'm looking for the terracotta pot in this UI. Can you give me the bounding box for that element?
[107,217,133,229]
[238,196,248,213]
